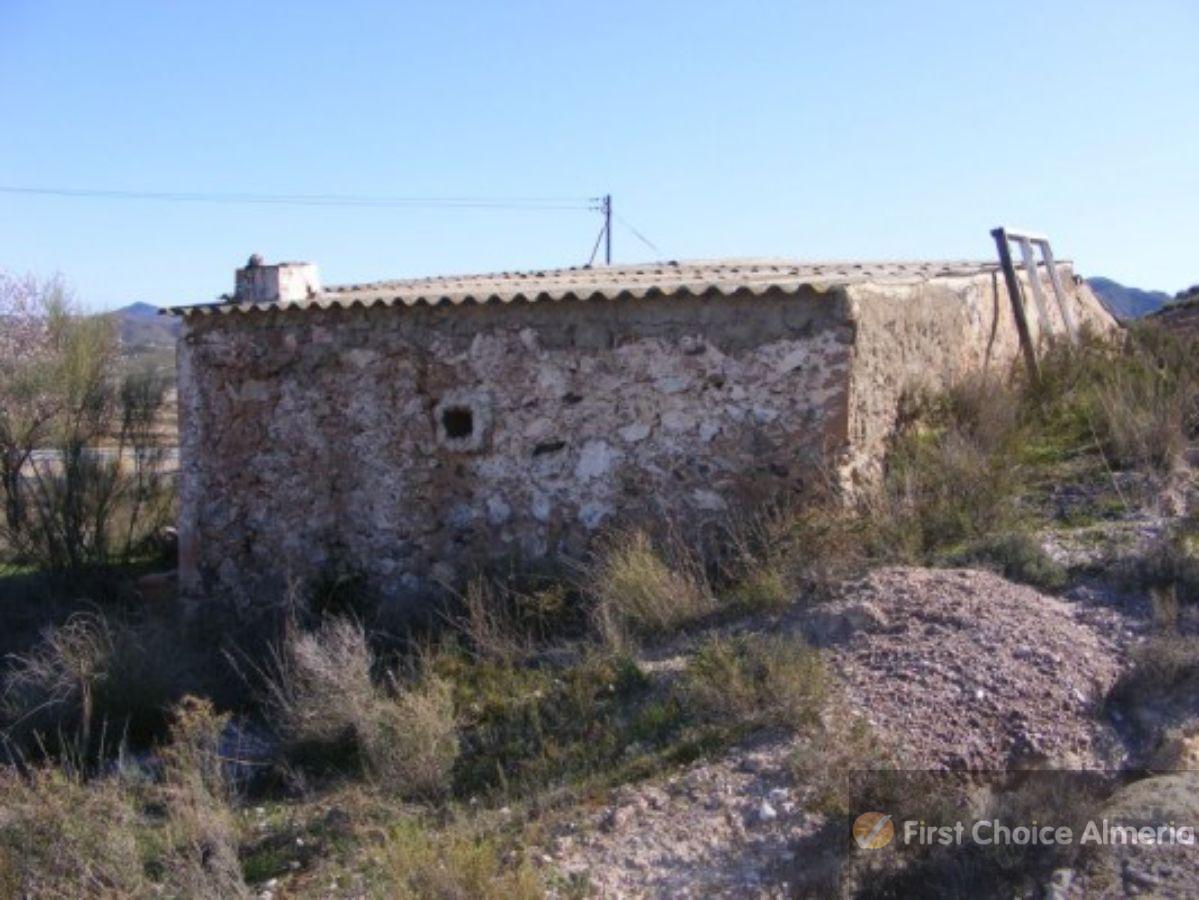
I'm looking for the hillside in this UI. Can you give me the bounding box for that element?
[109,301,179,351]
[1086,276,1171,320]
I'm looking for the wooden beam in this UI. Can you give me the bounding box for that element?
[991,227,1040,379]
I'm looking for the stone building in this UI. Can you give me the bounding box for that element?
[171,256,1113,612]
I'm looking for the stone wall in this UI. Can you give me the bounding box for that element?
[841,264,1114,486]
[177,288,855,613]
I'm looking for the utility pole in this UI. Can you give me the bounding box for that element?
[603,194,612,265]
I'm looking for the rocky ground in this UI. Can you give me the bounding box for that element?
[548,564,1190,897]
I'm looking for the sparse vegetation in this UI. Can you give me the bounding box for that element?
[381,819,543,900]
[2,320,1198,895]
[683,633,826,730]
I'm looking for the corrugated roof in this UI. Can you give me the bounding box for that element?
[168,258,1009,317]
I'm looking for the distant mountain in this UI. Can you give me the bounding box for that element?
[108,302,180,351]
[1086,277,1172,320]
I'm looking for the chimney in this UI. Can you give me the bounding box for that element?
[234,255,321,302]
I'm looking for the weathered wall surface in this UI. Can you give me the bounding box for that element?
[177,289,855,612]
[841,265,1116,486]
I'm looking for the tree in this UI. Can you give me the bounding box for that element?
[0,273,64,535]
[1,271,171,574]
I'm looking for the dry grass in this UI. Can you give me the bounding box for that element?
[587,529,714,646]
[155,696,248,898]
[0,696,248,899]
[260,616,377,756]
[259,616,459,797]
[365,674,459,799]
[0,765,146,898]
[682,633,827,730]
[1,611,113,750]
[380,818,542,899]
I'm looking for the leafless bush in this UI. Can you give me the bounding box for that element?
[2,611,197,756]
[450,576,535,663]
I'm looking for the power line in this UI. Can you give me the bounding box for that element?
[0,185,592,210]
[615,213,662,256]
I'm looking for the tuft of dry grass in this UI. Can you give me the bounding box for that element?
[260,616,377,757]
[365,674,459,799]
[1,611,113,751]
[155,696,248,898]
[682,633,826,730]
[258,616,459,797]
[587,529,714,646]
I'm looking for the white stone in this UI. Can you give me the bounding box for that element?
[692,489,726,511]
[575,440,618,480]
[579,501,611,530]
[661,410,693,433]
[752,405,779,424]
[777,347,808,374]
[519,327,540,353]
[342,348,377,369]
[654,375,691,395]
[486,496,511,525]
[524,417,555,441]
[618,421,652,443]
[699,421,721,442]
[530,492,552,523]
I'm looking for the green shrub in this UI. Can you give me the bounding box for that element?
[682,634,826,730]
[728,565,791,613]
[952,530,1068,592]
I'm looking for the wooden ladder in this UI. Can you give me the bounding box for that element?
[991,227,1079,377]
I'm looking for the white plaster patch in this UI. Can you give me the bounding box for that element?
[536,365,568,396]
[342,348,377,369]
[575,440,618,480]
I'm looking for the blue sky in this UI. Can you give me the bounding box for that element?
[1,0,1196,310]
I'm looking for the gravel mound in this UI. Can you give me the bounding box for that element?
[806,566,1130,771]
